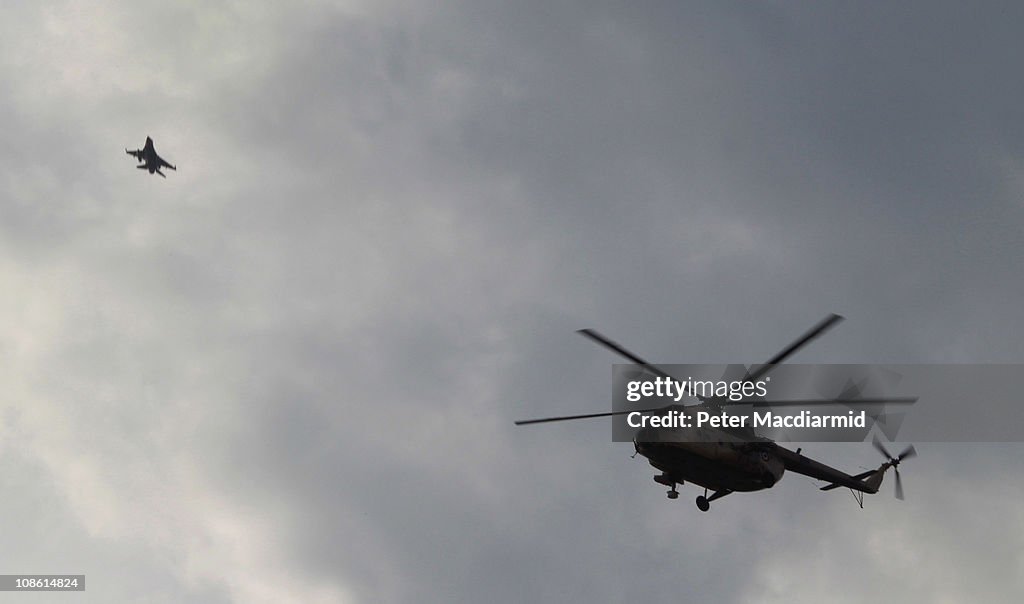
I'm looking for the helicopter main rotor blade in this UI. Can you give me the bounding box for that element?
[745,314,844,383]
[718,396,917,408]
[576,329,675,381]
[894,468,905,500]
[577,329,717,402]
[515,406,666,426]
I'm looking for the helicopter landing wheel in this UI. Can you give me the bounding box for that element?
[696,496,710,512]
[667,490,679,499]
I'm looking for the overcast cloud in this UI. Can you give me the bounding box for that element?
[1,1,1023,602]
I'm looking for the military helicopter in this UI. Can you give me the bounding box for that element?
[516,314,917,511]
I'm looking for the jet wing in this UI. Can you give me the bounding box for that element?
[157,155,176,170]
[774,445,877,493]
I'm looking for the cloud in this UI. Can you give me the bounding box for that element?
[2,1,1024,602]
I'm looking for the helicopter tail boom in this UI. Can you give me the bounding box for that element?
[819,436,917,500]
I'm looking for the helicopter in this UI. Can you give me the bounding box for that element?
[515,314,917,511]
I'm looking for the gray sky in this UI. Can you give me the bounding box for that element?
[2,1,1024,602]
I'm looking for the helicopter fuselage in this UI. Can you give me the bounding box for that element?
[634,426,786,493]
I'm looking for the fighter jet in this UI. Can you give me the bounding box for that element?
[126,136,176,177]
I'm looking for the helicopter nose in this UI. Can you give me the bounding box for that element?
[633,427,662,458]
[635,426,658,442]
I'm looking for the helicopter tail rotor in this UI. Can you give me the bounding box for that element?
[871,435,917,500]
